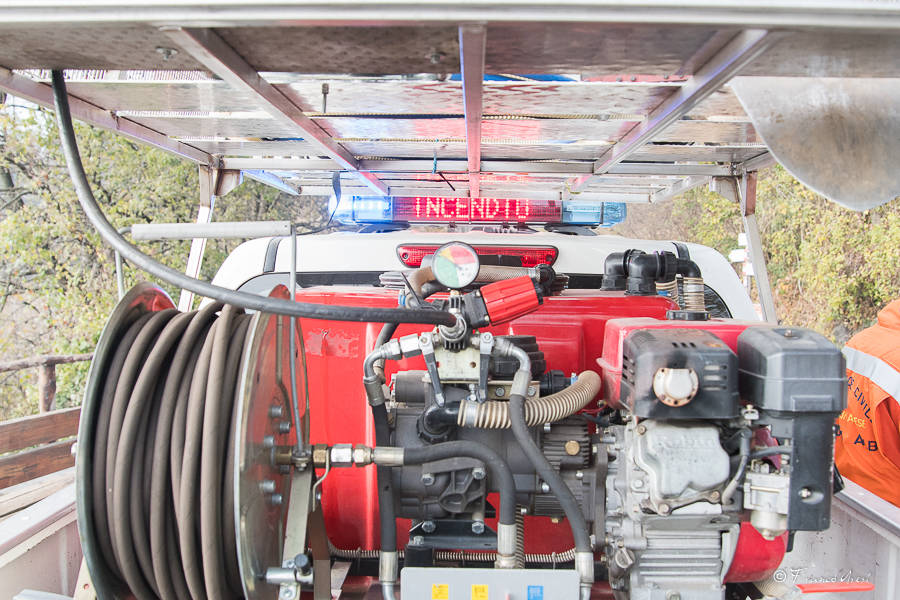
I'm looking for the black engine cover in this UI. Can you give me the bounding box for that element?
[620,328,739,419]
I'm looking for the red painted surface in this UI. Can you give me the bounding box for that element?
[481,276,540,324]
[724,523,788,583]
[796,582,875,593]
[297,286,783,577]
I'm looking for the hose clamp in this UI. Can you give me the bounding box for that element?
[462,401,480,428]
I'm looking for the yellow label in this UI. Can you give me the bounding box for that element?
[431,584,449,600]
[471,584,489,600]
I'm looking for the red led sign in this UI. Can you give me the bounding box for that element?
[391,196,562,223]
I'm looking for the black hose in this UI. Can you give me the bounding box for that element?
[403,441,517,526]
[50,71,455,327]
[508,393,591,552]
[373,403,397,554]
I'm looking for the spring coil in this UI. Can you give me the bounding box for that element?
[327,541,577,565]
[516,507,526,568]
[458,371,601,429]
[682,276,706,312]
[89,302,252,600]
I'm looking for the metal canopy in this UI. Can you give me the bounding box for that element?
[1,2,899,206]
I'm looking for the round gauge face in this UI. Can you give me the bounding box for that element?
[432,242,480,289]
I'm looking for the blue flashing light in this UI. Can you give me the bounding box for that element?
[561,200,627,227]
[330,195,393,224]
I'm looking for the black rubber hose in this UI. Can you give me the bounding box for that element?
[508,394,591,551]
[403,441,517,526]
[179,318,217,600]
[372,403,397,554]
[113,311,190,600]
[50,72,455,327]
[92,311,154,582]
[199,304,239,600]
[106,309,177,597]
[151,304,220,600]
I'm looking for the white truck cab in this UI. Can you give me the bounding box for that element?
[213,230,758,320]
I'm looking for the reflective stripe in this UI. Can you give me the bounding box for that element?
[843,346,900,401]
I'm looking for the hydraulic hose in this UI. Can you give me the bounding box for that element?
[509,392,594,591]
[51,71,454,327]
[508,393,591,552]
[497,341,594,590]
[458,370,601,429]
[403,441,516,526]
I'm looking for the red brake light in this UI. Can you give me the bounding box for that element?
[397,245,558,268]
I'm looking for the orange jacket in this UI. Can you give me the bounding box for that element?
[834,299,900,507]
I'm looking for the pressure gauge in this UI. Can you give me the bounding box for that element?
[431,242,480,289]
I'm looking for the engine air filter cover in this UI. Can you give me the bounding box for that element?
[621,328,738,419]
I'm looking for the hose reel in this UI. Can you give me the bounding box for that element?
[76,283,310,600]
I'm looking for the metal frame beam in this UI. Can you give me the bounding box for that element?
[459,24,486,198]
[0,66,213,165]
[739,150,776,173]
[738,172,777,323]
[292,185,650,203]
[3,3,900,29]
[569,29,777,191]
[649,175,710,203]
[163,27,389,196]
[221,157,734,177]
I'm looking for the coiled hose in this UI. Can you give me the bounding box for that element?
[90,302,251,600]
[458,370,601,429]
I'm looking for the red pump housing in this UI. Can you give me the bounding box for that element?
[293,286,783,583]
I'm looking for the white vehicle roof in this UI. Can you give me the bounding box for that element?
[211,230,758,320]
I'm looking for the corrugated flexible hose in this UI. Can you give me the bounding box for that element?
[458,370,601,429]
[682,276,706,312]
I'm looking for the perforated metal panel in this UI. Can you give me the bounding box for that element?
[2,6,899,204]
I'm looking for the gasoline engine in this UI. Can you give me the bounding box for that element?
[77,242,845,600]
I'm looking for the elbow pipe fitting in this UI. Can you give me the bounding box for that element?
[677,258,702,278]
[625,251,677,296]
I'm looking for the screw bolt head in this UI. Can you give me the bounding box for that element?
[421,472,435,486]
[422,520,436,533]
[658,503,670,515]
[800,487,812,499]
[471,521,485,534]
[472,467,486,480]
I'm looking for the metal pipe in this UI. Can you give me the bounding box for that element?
[288,225,305,456]
[130,220,292,240]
